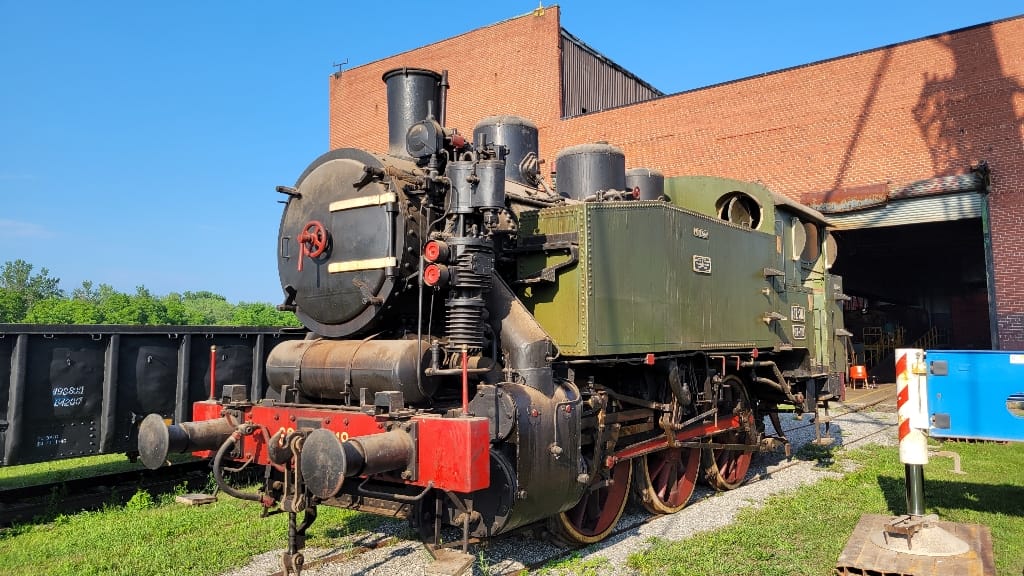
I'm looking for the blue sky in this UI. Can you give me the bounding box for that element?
[1,1,1020,304]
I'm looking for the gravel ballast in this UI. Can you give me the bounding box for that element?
[221,408,898,576]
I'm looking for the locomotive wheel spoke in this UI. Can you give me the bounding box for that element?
[634,445,700,514]
[702,374,757,491]
[550,460,632,545]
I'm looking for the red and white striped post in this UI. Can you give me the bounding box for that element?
[895,348,929,516]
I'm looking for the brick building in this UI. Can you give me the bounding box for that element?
[328,7,1024,352]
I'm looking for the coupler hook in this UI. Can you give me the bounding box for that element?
[282,506,317,576]
[282,433,317,576]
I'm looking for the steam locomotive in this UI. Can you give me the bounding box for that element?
[139,67,848,574]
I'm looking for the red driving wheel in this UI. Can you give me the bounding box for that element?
[297,220,328,271]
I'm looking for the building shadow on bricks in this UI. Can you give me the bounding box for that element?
[827,47,894,195]
[876,474,1024,518]
[912,23,1024,178]
[912,21,1024,349]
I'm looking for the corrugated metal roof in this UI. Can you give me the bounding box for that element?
[825,192,985,229]
[560,29,662,118]
[806,165,990,228]
[806,171,988,214]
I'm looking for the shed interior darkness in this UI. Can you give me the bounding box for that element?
[832,218,991,373]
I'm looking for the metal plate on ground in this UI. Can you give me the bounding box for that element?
[425,549,475,576]
[836,514,994,575]
[175,493,217,506]
[870,522,969,556]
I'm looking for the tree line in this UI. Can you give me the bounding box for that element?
[0,259,301,327]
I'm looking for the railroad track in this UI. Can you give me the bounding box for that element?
[243,398,898,576]
[509,396,899,574]
[0,460,212,526]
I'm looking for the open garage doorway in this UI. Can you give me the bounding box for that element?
[830,218,992,377]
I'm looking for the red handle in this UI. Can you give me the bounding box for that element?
[297,220,328,271]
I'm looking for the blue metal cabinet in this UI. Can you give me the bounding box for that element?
[927,350,1024,442]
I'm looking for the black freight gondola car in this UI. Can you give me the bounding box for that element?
[0,325,304,466]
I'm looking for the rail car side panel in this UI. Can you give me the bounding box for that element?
[0,326,305,466]
[0,336,12,464]
[587,202,709,350]
[588,203,777,351]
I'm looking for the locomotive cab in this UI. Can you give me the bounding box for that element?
[663,176,848,401]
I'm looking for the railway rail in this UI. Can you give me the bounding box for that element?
[236,398,898,576]
[0,460,211,526]
[510,398,900,575]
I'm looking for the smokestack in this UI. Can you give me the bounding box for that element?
[382,68,442,158]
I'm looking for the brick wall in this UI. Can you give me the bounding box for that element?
[329,12,1024,348]
[329,7,563,154]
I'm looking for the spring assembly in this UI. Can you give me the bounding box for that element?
[445,241,492,350]
[446,298,485,349]
[450,243,492,289]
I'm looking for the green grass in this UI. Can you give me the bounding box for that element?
[0,453,197,489]
[627,441,1024,576]
[4,442,1022,575]
[0,481,385,576]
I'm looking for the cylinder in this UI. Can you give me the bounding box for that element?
[301,428,414,500]
[266,338,436,404]
[905,464,926,516]
[446,296,487,350]
[348,429,415,476]
[554,143,626,200]
[475,159,507,210]
[138,413,235,470]
[446,159,507,213]
[447,160,474,214]
[382,68,442,158]
[626,167,665,201]
[895,348,928,517]
[473,115,539,186]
